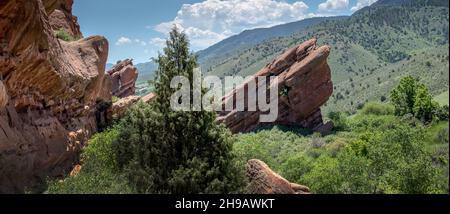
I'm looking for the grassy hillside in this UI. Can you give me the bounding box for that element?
[201,0,449,115]
[197,16,348,66]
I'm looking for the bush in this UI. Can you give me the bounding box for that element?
[112,96,120,103]
[47,130,132,194]
[55,29,79,42]
[361,102,394,116]
[390,76,438,123]
[328,111,349,131]
[434,105,449,121]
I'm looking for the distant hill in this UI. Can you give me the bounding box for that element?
[200,0,449,115]
[197,16,348,70]
[135,61,158,82]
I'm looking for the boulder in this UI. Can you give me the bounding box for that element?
[107,59,139,98]
[0,0,111,193]
[217,38,333,134]
[246,159,311,194]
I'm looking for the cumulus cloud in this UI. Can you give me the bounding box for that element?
[115,37,132,46]
[149,37,167,48]
[318,0,349,12]
[153,0,310,50]
[351,0,378,12]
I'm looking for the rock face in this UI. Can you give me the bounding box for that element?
[0,0,111,193]
[246,159,311,194]
[0,81,7,107]
[47,0,82,38]
[107,59,139,98]
[217,39,333,133]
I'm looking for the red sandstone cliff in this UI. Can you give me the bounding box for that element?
[0,0,111,193]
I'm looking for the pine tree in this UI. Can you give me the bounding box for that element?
[113,27,244,194]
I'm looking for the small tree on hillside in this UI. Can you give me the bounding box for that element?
[390,76,419,116]
[113,26,244,194]
[390,76,438,123]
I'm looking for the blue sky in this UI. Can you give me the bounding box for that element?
[73,0,377,64]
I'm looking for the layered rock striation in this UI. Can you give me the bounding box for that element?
[107,59,139,98]
[0,0,111,193]
[217,38,333,133]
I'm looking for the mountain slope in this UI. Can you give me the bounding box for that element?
[197,16,348,67]
[201,0,449,115]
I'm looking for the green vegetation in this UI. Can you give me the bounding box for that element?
[200,0,449,116]
[234,109,449,194]
[435,91,449,106]
[55,29,79,42]
[391,76,441,123]
[49,27,244,194]
[47,1,448,194]
[47,130,132,194]
[111,96,120,103]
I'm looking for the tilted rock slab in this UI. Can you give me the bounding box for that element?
[246,159,311,194]
[107,59,139,98]
[0,0,111,193]
[217,38,333,133]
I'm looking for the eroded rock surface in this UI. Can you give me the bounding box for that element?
[107,59,139,98]
[217,39,333,133]
[0,0,111,193]
[47,0,82,38]
[246,159,311,194]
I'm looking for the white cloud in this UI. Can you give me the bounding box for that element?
[318,0,349,12]
[153,0,310,50]
[115,37,132,46]
[150,37,166,48]
[351,0,378,12]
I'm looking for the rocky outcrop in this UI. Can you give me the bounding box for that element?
[107,59,139,98]
[0,0,111,193]
[217,38,333,134]
[108,95,141,120]
[47,0,82,38]
[246,159,311,194]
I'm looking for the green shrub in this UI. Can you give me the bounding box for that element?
[112,96,120,103]
[390,76,438,123]
[47,129,132,194]
[328,111,349,131]
[361,102,394,116]
[55,29,79,42]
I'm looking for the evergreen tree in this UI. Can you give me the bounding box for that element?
[113,27,244,194]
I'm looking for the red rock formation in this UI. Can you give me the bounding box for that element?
[107,95,141,120]
[107,59,139,98]
[217,39,333,134]
[0,81,7,107]
[47,0,82,38]
[0,0,111,193]
[246,159,311,194]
